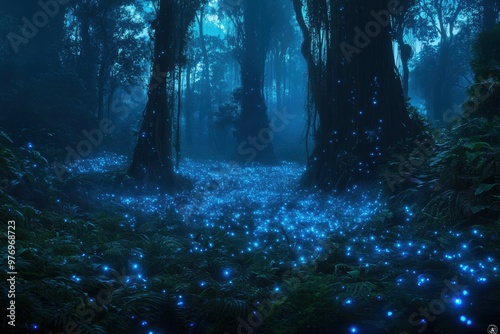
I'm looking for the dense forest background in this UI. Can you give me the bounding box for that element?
[0,0,499,333]
[1,0,495,172]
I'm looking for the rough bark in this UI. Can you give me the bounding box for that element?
[128,0,176,188]
[293,0,418,191]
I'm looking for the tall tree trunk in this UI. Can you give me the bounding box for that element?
[275,48,283,109]
[197,10,212,152]
[397,37,412,97]
[128,0,176,188]
[235,0,275,163]
[97,52,109,121]
[429,43,451,123]
[185,61,193,147]
[79,11,98,114]
[175,45,182,169]
[293,0,418,191]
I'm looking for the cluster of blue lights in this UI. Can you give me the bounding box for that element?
[64,153,128,174]
[69,156,499,284]
[460,315,473,325]
[62,153,498,332]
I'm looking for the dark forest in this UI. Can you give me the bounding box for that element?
[0,0,499,333]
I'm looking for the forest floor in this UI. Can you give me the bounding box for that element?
[1,151,499,334]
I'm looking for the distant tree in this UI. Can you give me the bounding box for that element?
[68,0,149,120]
[233,0,279,163]
[293,0,419,191]
[392,0,418,97]
[0,1,78,145]
[183,4,237,156]
[128,0,206,188]
[267,0,297,110]
[2,1,66,75]
[195,6,213,149]
[414,0,478,122]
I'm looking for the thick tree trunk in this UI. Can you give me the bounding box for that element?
[128,0,175,188]
[234,0,275,163]
[294,0,418,191]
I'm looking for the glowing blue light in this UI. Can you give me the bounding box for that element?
[133,264,138,269]
[223,269,230,277]
[350,327,357,333]
[454,298,462,305]
[462,290,468,296]
[103,266,109,271]
[467,320,472,325]
[387,311,393,316]
[460,316,466,322]
[141,321,147,326]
